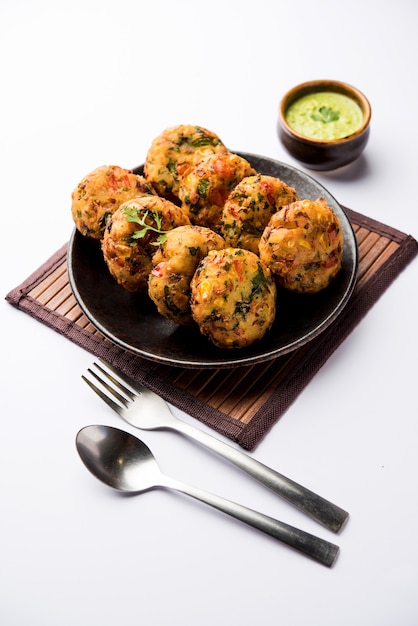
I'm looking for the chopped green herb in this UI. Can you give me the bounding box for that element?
[99,211,113,230]
[311,106,340,124]
[191,137,218,148]
[163,285,183,315]
[250,265,268,296]
[234,301,251,315]
[241,219,260,234]
[197,179,210,198]
[123,206,167,246]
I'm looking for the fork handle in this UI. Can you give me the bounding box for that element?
[163,474,339,567]
[171,420,348,533]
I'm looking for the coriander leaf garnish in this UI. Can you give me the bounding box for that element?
[123,206,167,246]
[311,106,340,124]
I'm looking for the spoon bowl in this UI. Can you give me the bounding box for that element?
[76,424,157,492]
[76,425,340,567]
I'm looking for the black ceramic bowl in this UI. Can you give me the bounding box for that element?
[278,79,371,171]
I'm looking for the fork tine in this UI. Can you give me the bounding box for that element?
[97,358,144,397]
[86,367,131,407]
[82,374,125,415]
[92,362,138,402]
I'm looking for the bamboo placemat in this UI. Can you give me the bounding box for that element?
[6,207,417,449]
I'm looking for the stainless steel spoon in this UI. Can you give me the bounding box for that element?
[76,425,340,567]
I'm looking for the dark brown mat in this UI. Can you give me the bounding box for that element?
[6,207,418,449]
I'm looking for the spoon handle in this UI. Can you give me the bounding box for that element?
[163,475,339,567]
[172,418,348,534]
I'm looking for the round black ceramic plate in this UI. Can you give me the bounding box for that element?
[67,153,358,368]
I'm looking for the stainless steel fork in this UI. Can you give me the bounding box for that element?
[82,359,349,533]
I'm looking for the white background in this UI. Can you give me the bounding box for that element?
[1,1,417,625]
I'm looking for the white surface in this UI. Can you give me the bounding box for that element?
[1,1,417,624]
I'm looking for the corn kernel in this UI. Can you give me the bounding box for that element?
[318,233,328,248]
[199,280,212,299]
[298,239,312,249]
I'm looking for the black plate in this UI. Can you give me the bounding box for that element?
[67,153,358,368]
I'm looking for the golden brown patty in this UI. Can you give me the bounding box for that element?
[221,174,299,254]
[148,225,226,325]
[101,195,190,293]
[178,152,256,233]
[143,124,226,199]
[71,165,155,239]
[190,247,277,349]
[258,198,344,293]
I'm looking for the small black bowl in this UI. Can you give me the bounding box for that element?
[278,79,371,171]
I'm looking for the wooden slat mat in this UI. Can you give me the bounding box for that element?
[6,207,418,449]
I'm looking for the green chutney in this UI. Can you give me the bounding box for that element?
[285,91,364,141]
